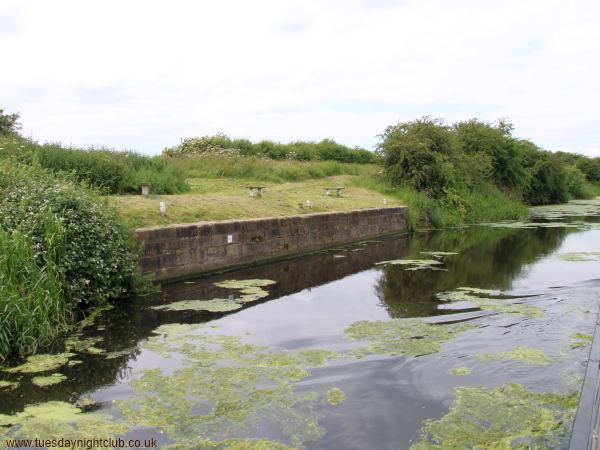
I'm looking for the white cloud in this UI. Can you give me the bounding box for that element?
[1,0,599,155]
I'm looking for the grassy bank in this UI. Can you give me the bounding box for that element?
[350,177,528,230]
[112,175,400,229]
[0,135,189,194]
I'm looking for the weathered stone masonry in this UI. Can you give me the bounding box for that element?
[136,206,408,280]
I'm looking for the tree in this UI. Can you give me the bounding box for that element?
[0,109,21,136]
[377,117,457,198]
[523,157,569,205]
[454,119,526,192]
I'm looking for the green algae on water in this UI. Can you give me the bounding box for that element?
[559,252,600,262]
[437,288,542,317]
[572,332,593,341]
[478,346,552,365]
[296,349,340,367]
[420,251,458,258]
[77,304,114,330]
[411,383,579,449]
[326,388,346,405]
[65,334,106,354]
[0,380,19,390]
[214,279,277,303]
[104,349,133,360]
[2,353,75,373]
[117,323,327,447]
[345,318,474,357]
[32,373,67,387]
[215,279,277,289]
[449,367,471,376]
[152,299,243,312]
[570,332,593,349]
[163,438,297,450]
[375,259,444,271]
[0,401,129,443]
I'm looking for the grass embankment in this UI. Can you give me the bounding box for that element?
[112,175,403,229]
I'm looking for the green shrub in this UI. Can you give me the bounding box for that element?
[169,155,372,182]
[565,165,595,199]
[523,158,569,205]
[377,117,458,198]
[163,134,378,164]
[0,108,21,136]
[454,119,527,191]
[0,136,189,195]
[0,220,69,359]
[0,161,138,307]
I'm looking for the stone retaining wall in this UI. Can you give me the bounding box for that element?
[136,207,408,280]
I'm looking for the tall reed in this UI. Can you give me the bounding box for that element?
[0,216,70,360]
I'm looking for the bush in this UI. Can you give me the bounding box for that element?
[565,165,595,199]
[0,161,138,307]
[0,221,69,359]
[163,134,378,164]
[377,117,457,198]
[0,136,190,195]
[523,158,569,205]
[454,119,526,191]
[0,108,21,136]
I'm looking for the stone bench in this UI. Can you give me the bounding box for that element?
[247,186,266,197]
[325,187,345,197]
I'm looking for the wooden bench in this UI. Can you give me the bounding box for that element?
[325,187,345,197]
[247,186,266,197]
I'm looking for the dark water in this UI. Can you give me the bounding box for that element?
[2,200,600,449]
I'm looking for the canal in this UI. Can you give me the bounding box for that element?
[2,199,600,449]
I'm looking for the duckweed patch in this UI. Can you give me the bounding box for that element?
[375,259,444,271]
[572,332,593,341]
[0,380,19,390]
[326,388,346,405]
[153,279,278,313]
[117,323,328,447]
[449,367,471,376]
[478,346,552,365]
[570,332,593,349]
[214,279,277,303]
[411,383,579,449]
[162,438,297,450]
[152,299,243,312]
[480,221,581,229]
[104,349,133,360]
[32,373,67,387]
[214,279,277,289]
[437,288,542,317]
[2,353,75,373]
[420,251,458,258]
[0,401,129,443]
[65,335,105,354]
[345,319,474,357]
[559,252,600,262]
[77,304,114,330]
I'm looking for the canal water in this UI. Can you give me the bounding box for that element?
[2,199,600,449]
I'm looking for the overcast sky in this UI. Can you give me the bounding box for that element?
[1,0,599,156]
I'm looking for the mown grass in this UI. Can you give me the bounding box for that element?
[111,175,401,229]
